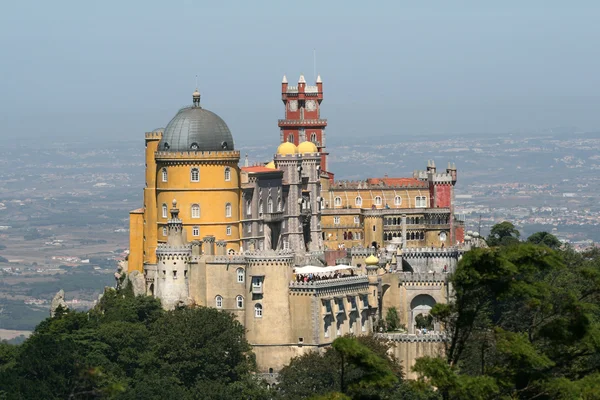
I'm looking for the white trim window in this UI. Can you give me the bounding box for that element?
[355,196,362,207]
[255,303,263,318]
[236,295,244,309]
[237,268,244,283]
[334,197,342,207]
[374,196,382,206]
[226,225,232,236]
[191,204,200,219]
[215,295,223,309]
[247,223,251,233]
[311,132,317,143]
[267,198,273,213]
[394,196,402,206]
[162,204,168,218]
[259,200,264,216]
[161,168,168,182]
[192,226,199,237]
[246,200,252,216]
[190,167,199,182]
[162,227,167,236]
[415,196,427,208]
[225,203,232,218]
[277,198,282,212]
[334,216,340,225]
[224,167,231,182]
[354,216,360,224]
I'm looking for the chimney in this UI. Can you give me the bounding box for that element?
[203,236,215,255]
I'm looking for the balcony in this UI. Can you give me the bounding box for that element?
[289,275,369,295]
[263,211,284,223]
[278,119,328,127]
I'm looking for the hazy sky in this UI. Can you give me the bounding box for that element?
[2,1,600,145]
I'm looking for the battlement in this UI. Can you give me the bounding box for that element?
[402,247,463,258]
[145,131,163,140]
[156,244,192,258]
[396,271,447,283]
[289,275,369,295]
[349,248,377,257]
[245,249,295,263]
[155,150,240,160]
[331,179,427,189]
[209,254,246,264]
[377,333,447,342]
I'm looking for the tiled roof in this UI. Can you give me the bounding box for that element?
[366,177,428,187]
[241,166,281,173]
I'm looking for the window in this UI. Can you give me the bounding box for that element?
[191,204,200,218]
[259,200,264,216]
[267,197,273,213]
[355,196,362,207]
[226,225,232,236]
[374,196,382,206]
[394,196,402,206]
[416,196,427,208]
[192,226,199,237]
[162,227,167,236]
[161,168,167,182]
[334,197,342,207]
[215,295,223,308]
[354,216,360,224]
[237,268,244,283]
[259,223,263,232]
[224,167,231,181]
[236,295,244,309]
[277,197,282,212]
[162,204,168,218]
[311,132,317,143]
[255,303,263,318]
[288,134,294,143]
[225,203,232,218]
[247,223,251,233]
[173,270,177,279]
[190,167,199,182]
[334,217,340,225]
[246,200,252,216]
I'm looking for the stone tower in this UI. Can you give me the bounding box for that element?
[280,74,328,171]
[154,199,191,310]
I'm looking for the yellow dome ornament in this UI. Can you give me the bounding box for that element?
[297,141,318,154]
[276,142,298,155]
[265,161,276,169]
[365,254,379,266]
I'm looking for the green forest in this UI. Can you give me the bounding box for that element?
[1,223,599,399]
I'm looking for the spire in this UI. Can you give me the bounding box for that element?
[166,199,184,246]
[244,153,249,167]
[298,74,306,84]
[192,88,200,107]
[316,74,322,83]
[282,75,288,84]
[427,160,432,168]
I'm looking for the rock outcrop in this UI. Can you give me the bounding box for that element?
[50,289,68,317]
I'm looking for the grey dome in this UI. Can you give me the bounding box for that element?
[159,106,234,152]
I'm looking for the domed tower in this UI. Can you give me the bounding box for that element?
[154,89,241,253]
[154,199,192,310]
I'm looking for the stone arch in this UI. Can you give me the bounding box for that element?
[409,294,437,333]
[401,259,414,272]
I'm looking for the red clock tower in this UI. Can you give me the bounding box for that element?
[279,74,329,172]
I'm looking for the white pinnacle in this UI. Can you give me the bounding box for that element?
[316,74,322,83]
[298,74,306,83]
[282,75,287,84]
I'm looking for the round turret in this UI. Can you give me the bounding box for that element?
[297,141,318,154]
[277,142,298,155]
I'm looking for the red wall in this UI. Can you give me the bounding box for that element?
[435,184,452,208]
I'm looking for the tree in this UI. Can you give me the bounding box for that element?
[414,314,433,330]
[526,231,561,250]
[486,221,520,247]
[385,307,401,332]
[414,241,600,399]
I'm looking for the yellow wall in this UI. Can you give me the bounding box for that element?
[128,211,144,272]
[322,188,429,210]
[143,133,161,264]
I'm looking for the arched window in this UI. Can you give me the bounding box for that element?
[192,226,199,237]
[236,295,244,309]
[191,204,200,219]
[277,197,282,212]
[355,196,362,207]
[334,197,342,207]
[225,203,232,218]
[267,198,273,213]
[374,196,382,206]
[190,167,199,182]
[215,295,223,308]
[237,268,244,283]
[310,132,317,143]
[161,168,168,182]
[420,232,425,240]
[255,303,263,317]
[288,134,294,143]
[246,200,252,216]
[394,196,401,206]
[162,227,167,236]
[224,167,231,182]
[226,225,232,236]
[259,200,264,216]
[162,203,168,218]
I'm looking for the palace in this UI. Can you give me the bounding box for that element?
[125,75,467,377]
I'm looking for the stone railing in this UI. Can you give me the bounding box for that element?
[402,247,463,258]
[277,119,328,126]
[263,211,284,223]
[209,254,246,264]
[289,275,369,294]
[377,332,447,342]
[396,272,447,283]
[348,248,376,257]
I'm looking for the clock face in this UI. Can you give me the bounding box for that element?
[440,232,447,242]
[288,100,298,112]
[305,100,317,111]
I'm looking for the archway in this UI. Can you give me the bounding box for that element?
[410,294,437,333]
